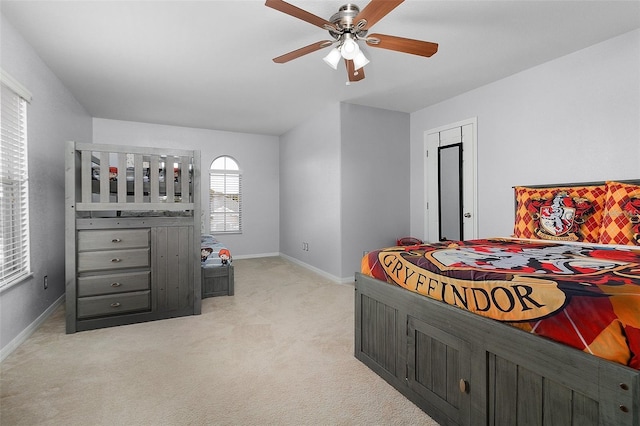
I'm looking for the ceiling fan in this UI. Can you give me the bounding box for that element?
[265,0,438,83]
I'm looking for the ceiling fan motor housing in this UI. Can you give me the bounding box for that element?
[328,4,368,39]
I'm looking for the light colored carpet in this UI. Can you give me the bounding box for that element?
[0,256,438,425]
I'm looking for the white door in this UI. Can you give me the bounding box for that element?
[424,118,477,242]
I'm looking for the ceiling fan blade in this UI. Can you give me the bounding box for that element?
[345,60,365,82]
[273,40,333,64]
[265,0,335,30]
[354,0,404,30]
[366,33,438,57]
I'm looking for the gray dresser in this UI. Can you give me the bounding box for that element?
[65,141,201,333]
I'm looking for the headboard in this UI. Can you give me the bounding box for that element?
[66,141,200,213]
[513,179,640,245]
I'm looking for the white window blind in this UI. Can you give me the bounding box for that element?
[209,156,241,233]
[1,82,31,288]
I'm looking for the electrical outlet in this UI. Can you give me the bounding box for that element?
[43,275,48,290]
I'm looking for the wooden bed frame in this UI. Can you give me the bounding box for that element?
[355,272,639,426]
[65,141,202,332]
[354,180,640,426]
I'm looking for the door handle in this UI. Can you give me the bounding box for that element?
[464,213,471,218]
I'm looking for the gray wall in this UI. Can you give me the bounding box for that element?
[0,14,92,356]
[93,118,280,259]
[279,102,410,281]
[340,103,409,278]
[410,29,640,240]
[279,103,342,278]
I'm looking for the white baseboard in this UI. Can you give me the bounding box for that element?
[232,252,280,260]
[279,253,354,285]
[228,253,354,284]
[0,294,64,363]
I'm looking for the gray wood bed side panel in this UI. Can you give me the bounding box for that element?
[354,272,639,426]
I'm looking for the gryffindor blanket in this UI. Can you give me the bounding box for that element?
[361,238,640,369]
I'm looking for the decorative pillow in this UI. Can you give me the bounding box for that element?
[598,181,640,246]
[513,185,606,243]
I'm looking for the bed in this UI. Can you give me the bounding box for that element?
[354,180,640,426]
[65,141,201,333]
[201,234,234,298]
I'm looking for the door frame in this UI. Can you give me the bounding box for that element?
[424,117,478,242]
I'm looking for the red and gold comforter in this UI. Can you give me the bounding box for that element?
[361,238,640,369]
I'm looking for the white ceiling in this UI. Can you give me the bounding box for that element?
[2,1,640,136]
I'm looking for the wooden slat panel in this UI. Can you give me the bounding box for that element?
[358,294,397,374]
[365,295,373,358]
[81,150,92,204]
[415,330,432,390]
[165,226,180,310]
[133,153,143,204]
[176,226,191,310]
[166,156,175,203]
[364,295,375,358]
[150,155,160,202]
[543,378,573,426]
[155,226,168,310]
[99,151,110,203]
[375,298,385,363]
[488,353,497,424]
[117,152,126,203]
[431,339,448,400]
[517,366,542,426]
[180,156,189,201]
[446,345,460,408]
[407,315,471,425]
[493,356,518,426]
[73,143,197,211]
[359,294,371,354]
[360,295,369,355]
[384,304,397,375]
[572,392,599,426]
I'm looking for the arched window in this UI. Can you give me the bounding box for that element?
[209,156,241,233]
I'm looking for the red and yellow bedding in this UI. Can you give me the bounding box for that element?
[361,238,640,369]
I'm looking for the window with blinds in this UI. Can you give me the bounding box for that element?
[209,156,241,233]
[1,80,31,288]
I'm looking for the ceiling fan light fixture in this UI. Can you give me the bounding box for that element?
[340,34,360,60]
[322,47,342,70]
[352,50,369,70]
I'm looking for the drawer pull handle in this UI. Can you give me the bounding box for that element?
[110,302,121,308]
[459,379,469,394]
[111,258,122,263]
[110,282,122,288]
[111,238,122,243]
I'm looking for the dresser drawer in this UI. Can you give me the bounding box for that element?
[77,248,149,272]
[77,229,149,251]
[77,271,150,297]
[77,291,150,319]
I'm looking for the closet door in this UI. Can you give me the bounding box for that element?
[424,118,477,243]
[153,225,193,312]
[438,143,463,241]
